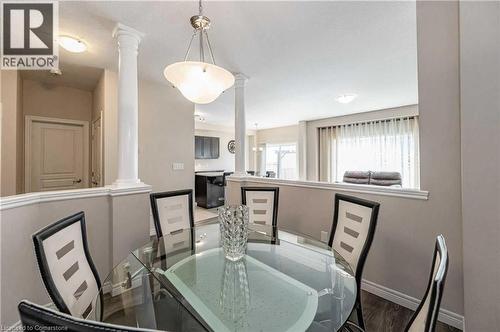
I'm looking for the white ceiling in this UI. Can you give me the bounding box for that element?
[21,63,103,91]
[59,1,418,129]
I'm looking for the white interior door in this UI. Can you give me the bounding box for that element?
[91,116,102,187]
[26,116,89,192]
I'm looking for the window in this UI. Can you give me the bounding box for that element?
[265,143,297,180]
[318,117,420,188]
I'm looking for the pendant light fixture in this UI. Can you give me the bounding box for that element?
[164,0,234,104]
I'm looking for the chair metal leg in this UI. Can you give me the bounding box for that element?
[345,321,365,332]
[343,325,354,332]
[355,299,366,331]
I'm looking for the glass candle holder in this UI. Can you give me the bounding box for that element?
[218,205,249,261]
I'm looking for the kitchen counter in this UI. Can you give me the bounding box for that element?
[195,172,225,208]
[196,172,224,177]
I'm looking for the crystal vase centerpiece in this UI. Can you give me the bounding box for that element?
[218,205,249,261]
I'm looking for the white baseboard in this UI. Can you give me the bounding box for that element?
[361,279,464,330]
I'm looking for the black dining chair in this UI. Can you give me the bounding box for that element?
[404,235,449,332]
[328,194,380,330]
[32,211,102,320]
[222,171,233,187]
[18,300,156,332]
[345,235,449,332]
[241,187,280,228]
[150,189,194,238]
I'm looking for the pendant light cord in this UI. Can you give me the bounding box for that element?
[182,0,216,65]
[198,0,205,62]
[183,31,197,61]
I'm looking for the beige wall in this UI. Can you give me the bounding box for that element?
[0,68,2,325]
[102,70,118,185]
[227,176,464,321]
[256,124,299,145]
[1,77,98,196]
[306,104,419,181]
[138,79,194,192]
[1,71,22,196]
[0,191,150,325]
[100,72,195,191]
[415,0,463,314]
[193,123,256,173]
[460,1,500,330]
[15,76,23,194]
[92,72,104,122]
[195,128,235,172]
[256,124,299,176]
[110,193,150,265]
[20,79,93,194]
[23,79,92,122]
[229,2,464,319]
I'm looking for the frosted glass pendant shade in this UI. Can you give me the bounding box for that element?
[164,61,235,104]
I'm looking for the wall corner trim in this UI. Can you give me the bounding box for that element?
[0,184,152,210]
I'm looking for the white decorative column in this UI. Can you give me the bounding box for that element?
[112,24,144,186]
[234,73,248,176]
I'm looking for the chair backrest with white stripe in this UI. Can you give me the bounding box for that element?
[18,300,156,332]
[329,194,379,281]
[150,189,194,238]
[241,187,279,227]
[406,235,448,332]
[32,212,101,319]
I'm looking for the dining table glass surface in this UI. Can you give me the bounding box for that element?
[89,222,357,332]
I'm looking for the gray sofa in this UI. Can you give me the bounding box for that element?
[343,171,402,187]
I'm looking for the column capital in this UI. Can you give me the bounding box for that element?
[233,73,249,88]
[112,23,145,44]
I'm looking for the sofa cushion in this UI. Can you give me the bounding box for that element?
[370,171,402,186]
[370,171,402,180]
[343,171,370,184]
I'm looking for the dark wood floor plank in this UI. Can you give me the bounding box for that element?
[361,291,460,332]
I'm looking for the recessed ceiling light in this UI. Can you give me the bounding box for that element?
[59,36,87,53]
[336,94,357,104]
[49,68,62,76]
[194,114,205,122]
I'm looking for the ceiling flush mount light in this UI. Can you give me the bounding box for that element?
[336,94,357,104]
[59,36,87,53]
[164,0,234,104]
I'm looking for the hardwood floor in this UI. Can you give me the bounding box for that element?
[361,290,459,332]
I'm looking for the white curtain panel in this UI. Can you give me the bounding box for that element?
[318,117,420,188]
[318,126,336,182]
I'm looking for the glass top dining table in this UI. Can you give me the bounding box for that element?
[88,222,357,332]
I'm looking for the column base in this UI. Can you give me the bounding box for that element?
[112,178,145,188]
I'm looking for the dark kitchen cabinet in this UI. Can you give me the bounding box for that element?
[195,173,224,208]
[195,136,219,159]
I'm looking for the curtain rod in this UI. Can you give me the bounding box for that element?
[318,115,417,130]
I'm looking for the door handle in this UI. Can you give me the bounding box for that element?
[73,179,82,184]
